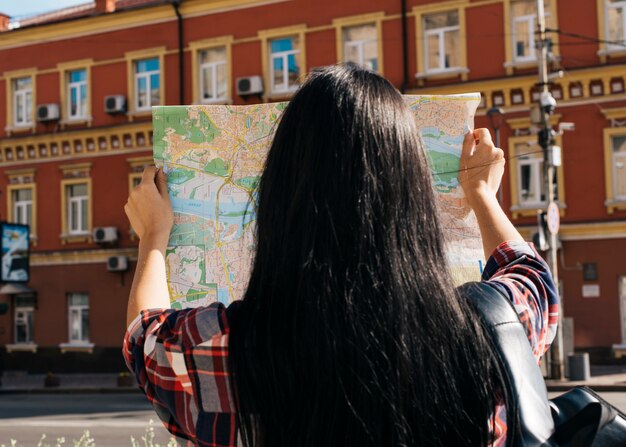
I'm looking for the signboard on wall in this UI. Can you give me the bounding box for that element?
[1,223,30,283]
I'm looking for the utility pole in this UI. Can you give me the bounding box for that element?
[536,0,564,380]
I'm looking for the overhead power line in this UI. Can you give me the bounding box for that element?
[545,27,626,49]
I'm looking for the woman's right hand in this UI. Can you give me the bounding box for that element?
[459,128,505,209]
[124,166,173,245]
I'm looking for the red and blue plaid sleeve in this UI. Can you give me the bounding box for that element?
[482,241,559,446]
[123,302,239,447]
[481,240,559,360]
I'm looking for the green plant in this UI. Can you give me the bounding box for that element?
[1,422,179,447]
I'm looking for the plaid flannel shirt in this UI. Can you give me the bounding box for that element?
[123,240,558,446]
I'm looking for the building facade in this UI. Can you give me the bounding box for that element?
[0,0,625,372]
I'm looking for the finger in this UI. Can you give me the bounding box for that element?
[155,168,169,199]
[473,128,493,146]
[141,166,157,184]
[462,131,476,158]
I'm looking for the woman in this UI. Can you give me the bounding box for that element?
[124,64,558,446]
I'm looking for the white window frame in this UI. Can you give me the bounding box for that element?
[345,39,377,67]
[423,19,460,74]
[68,294,89,344]
[512,12,537,62]
[12,188,32,226]
[14,302,34,344]
[134,58,160,111]
[67,184,89,235]
[199,48,227,103]
[510,1,552,63]
[606,0,626,50]
[342,23,378,71]
[68,69,88,120]
[13,77,32,127]
[269,37,300,95]
[613,137,626,200]
[518,155,545,206]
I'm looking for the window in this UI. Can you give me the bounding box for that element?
[6,170,37,238]
[13,77,32,127]
[199,47,227,102]
[342,23,378,71]
[612,134,626,200]
[68,293,89,343]
[57,60,93,124]
[510,0,554,63]
[424,11,460,73]
[11,188,32,226]
[509,136,565,217]
[66,183,89,235]
[269,36,301,94]
[59,164,92,241]
[135,57,160,111]
[607,0,626,50]
[413,6,467,81]
[14,294,35,344]
[517,146,547,206]
[68,69,88,120]
[603,125,626,213]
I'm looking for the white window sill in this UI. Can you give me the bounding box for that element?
[415,67,469,80]
[510,202,566,218]
[504,55,561,70]
[598,48,626,57]
[59,342,95,354]
[127,109,153,121]
[511,202,567,210]
[199,98,233,105]
[504,59,537,68]
[61,117,93,125]
[130,109,153,115]
[267,88,298,100]
[4,124,34,133]
[605,199,626,213]
[6,343,37,353]
[60,232,92,244]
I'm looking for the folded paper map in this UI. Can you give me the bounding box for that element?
[153,94,483,309]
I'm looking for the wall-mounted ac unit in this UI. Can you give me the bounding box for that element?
[107,256,129,272]
[236,76,264,96]
[104,95,126,114]
[37,104,60,122]
[93,226,118,243]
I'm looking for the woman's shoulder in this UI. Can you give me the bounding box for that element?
[181,299,243,341]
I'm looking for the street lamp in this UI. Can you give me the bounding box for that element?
[487,106,505,205]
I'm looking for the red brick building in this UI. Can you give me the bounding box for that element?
[0,0,625,372]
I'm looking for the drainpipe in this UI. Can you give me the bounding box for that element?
[171,0,184,104]
[400,0,409,93]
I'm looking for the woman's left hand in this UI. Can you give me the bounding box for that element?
[124,166,173,244]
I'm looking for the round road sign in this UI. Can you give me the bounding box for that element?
[547,202,560,235]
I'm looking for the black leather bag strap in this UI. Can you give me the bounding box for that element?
[550,386,626,446]
[458,281,556,446]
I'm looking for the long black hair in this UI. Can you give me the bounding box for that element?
[229,64,512,446]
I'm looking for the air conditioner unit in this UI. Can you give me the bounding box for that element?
[236,76,264,96]
[93,226,118,243]
[107,256,129,272]
[37,104,60,122]
[104,95,126,114]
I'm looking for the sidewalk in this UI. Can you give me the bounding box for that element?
[546,365,626,391]
[0,372,140,394]
[2,366,626,393]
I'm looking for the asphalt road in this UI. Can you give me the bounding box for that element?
[1,391,625,446]
[0,393,176,447]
